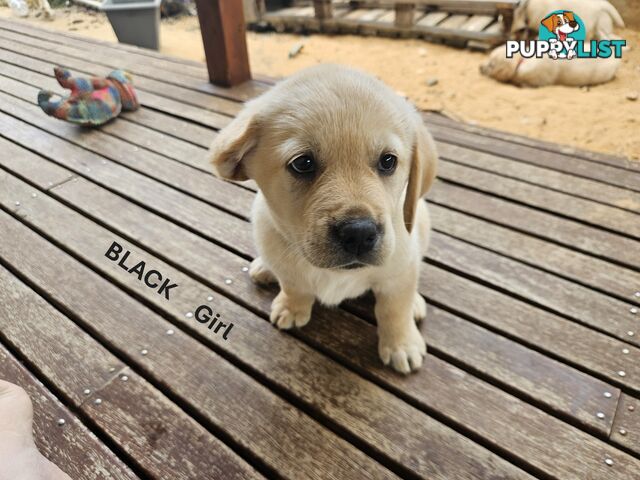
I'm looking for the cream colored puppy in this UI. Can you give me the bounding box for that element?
[480,44,620,86]
[512,0,624,40]
[26,0,54,19]
[209,65,437,374]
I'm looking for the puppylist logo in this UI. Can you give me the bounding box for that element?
[506,10,625,60]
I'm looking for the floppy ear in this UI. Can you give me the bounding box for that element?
[208,109,259,181]
[403,120,438,233]
[541,14,556,32]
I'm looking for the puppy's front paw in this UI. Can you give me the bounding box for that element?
[249,257,277,285]
[379,323,426,374]
[413,292,427,323]
[270,290,313,330]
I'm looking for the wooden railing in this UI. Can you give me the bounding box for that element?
[193,0,519,86]
[313,0,518,29]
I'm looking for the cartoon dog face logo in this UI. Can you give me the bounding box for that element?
[541,11,580,42]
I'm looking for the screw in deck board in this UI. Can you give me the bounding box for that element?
[57,418,65,426]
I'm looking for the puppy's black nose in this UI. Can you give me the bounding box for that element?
[569,20,577,27]
[333,218,380,256]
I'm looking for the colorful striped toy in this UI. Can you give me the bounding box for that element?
[38,67,140,127]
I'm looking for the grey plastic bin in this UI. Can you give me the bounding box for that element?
[102,0,161,50]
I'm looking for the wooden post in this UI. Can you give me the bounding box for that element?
[195,0,252,87]
[498,7,514,35]
[313,0,333,19]
[394,3,415,28]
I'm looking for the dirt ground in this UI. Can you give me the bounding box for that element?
[1,6,639,159]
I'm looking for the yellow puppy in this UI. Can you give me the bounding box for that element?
[480,44,620,87]
[209,65,437,373]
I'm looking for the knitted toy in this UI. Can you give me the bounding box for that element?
[37,67,140,127]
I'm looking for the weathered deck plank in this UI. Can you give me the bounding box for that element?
[0,260,264,480]
[419,265,640,393]
[436,142,640,211]
[428,233,640,347]
[428,181,640,270]
[611,394,640,455]
[0,19,265,102]
[0,343,139,480]
[430,204,640,300]
[423,112,639,171]
[437,160,640,239]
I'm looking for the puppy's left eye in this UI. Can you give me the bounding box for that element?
[377,153,397,175]
[288,154,316,176]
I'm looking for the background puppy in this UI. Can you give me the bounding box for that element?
[512,0,624,40]
[209,65,437,374]
[480,43,621,86]
[25,0,54,18]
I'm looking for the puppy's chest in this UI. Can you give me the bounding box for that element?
[308,269,372,306]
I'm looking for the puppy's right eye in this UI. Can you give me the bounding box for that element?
[288,155,316,176]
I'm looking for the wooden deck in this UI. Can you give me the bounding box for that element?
[0,17,639,480]
[256,0,514,49]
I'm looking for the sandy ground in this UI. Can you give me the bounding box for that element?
[1,6,639,159]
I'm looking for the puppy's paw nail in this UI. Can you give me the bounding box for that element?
[270,307,294,329]
[270,308,311,329]
[270,292,312,330]
[413,293,427,322]
[249,257,277,285]
[379,327,427,374]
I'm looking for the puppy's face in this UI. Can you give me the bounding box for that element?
[209,66,436,270]
[480,46,520,82]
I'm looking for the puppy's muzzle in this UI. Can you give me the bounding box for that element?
[331,217,382,259]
